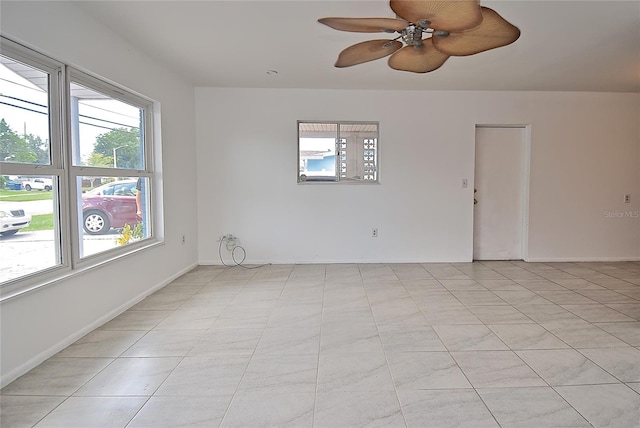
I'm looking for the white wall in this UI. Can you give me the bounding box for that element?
[1,2,199,385]
[196,88,640,264]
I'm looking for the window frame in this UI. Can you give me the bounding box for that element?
[66,68,156,267]
[297,120,380,184]
[0,36,161,301]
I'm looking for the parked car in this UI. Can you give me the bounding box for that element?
[82,179,139,235]
[0,203,32,236]
[4,179,23,190]
[23,178,52,191]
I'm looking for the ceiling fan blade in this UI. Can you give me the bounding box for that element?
[432,7,520,56]
[387,39,449,73]
[318,17,408,33]
[334,39,403,68]
[390,0,482,31]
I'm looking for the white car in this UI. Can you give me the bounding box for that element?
[23,178,52,191]
[0,203,32,236]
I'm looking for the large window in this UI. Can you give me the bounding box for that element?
[0,37,158,298]
[298,121,379,183]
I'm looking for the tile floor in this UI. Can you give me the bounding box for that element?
[2,261,640,427]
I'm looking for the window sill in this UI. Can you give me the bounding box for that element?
[297,180,381,185]
[0,239,163,303]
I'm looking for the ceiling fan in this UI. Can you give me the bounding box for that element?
[318,0,520,73]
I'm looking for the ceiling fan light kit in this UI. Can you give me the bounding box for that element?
[318,0,520,73]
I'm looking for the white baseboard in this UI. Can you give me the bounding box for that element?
[198,258,473,265]
[525,257,640,263]
[201,257,640,265]
[1,262,197,388]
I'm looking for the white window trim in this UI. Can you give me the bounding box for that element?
[0,36,163,302]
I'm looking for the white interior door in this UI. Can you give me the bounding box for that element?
[473,126,527,260]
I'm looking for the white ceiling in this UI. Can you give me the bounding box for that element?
[75,0,640,92]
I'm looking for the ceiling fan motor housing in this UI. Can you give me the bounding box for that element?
[402,25,424,46]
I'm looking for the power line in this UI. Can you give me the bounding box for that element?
[1,93,46,109]
[0,100,44,116]
[80,100,140,121]
[1,81,139,122]
[0,96,140,131]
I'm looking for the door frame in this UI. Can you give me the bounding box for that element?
[473,124,532,261]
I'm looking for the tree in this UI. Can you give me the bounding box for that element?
[90,127,141,169]
[24,133,50,164]
[0,119,37,163]
[86,152,113,168]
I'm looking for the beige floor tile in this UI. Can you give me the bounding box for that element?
[516,349,619,386]
[238,354,317,392]
[2,358,112,396]
[56,330,145,358]
[0,395,66,427]
[433,325,509,351]
[127,395,232,428]
[220,391,314,428]
[579,347,640,382]
[33,396,146,428]
[155,356,250,396]
[555,384,640,428]
[314,391,404,428]
[74,357,181,396]
[488,324,570,350]
[317,351,394,392]
[398,389,498,428]
[452,350,546,388]
[477,387,590,428]
[593,321,640,346]
[386,351,471,390]
[3,262,639,428]
[121,330,204,357]
[99,310,171,331]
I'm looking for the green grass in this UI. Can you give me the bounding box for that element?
[23,213,54,231]
[0,190,54,202]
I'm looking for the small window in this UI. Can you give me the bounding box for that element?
[298,121,379,183]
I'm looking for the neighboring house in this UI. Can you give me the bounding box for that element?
[300,150,335,176]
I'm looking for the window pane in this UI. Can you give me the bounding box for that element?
[0,56,51,165]
[0,175,61,284]
[70,82,144,170]
[338,123,378,182]
[298,122,337,182]
[78,176,150,258]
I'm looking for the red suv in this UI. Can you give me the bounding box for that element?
[82,180,139,235]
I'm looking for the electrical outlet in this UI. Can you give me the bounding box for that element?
[372,228,378,238]
[182,235,185,245]
[624,194,631,203]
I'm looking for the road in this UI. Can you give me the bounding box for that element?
[1,197,135,283]
[1,229,122,284]
[2,199,55,215]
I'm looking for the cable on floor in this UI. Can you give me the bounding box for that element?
[218,235,271,269]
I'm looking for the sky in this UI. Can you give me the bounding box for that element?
[300,137,335,153]
[0,62,140,163]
